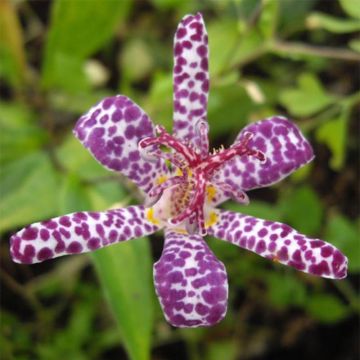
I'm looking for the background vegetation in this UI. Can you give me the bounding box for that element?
[0,0,359,359]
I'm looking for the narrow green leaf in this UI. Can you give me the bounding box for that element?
[259,0,279,39]
[59,173,154,360]
[0,0,27,87]
[316,115,346,170]
[307,12,360,33]
[0,152,59,232]
[92,239,154,360]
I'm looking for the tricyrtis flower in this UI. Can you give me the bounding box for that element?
[10,13,347,328]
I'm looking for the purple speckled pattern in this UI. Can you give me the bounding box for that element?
[10,206,160,264]
[208,210,347,279]
[214,116,314,195]
[154,230,228,327]
[173,13,209,152]
[74,95,168,194]
[10,13,348,328]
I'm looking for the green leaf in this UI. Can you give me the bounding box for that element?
[208,19,239,76]
[42,0,131,91]
[349,39,360,53]
[91,239,154,360]
[340,0,360,19]
[145,71,173,129]
[206,341,237,360]
[258,0,279,40]
[58,135,109,179]
[59,173,92,214]
[306,294,348,323]
[279,73,335,117]
[0,0,26,87]
[316,115,346,170]
[208,83,253,137]
[121,38,154,82]
[0,102,48,165]
[324,214,360,273]
[225,200,283,222]
[278,0,317,34]
[307,12,360,33]
[0,152,59,232]
[267,272,306,308]
[228,27,264,69]
[59,172,153,360]
[279,186,323,235]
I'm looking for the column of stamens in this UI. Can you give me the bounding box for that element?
[168,172,206,226]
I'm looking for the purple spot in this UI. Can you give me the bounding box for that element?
[59,216,71,227]
[67,241,83,254]
[37,247,53,261]
[124,106,141,122]
[22,227,38,241]
[88,238,101,250]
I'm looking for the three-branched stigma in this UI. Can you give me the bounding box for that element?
[139,122,265,235]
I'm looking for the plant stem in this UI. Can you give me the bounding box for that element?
[272,40,360,62]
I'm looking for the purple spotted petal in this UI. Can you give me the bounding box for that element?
[74,95,168,194]
[208,210,348,279]
[173,13,209,154]
[154,230,228,327]
[214,117,314,193]
[10,206,161,264]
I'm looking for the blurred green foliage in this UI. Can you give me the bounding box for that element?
[1,0,359,359]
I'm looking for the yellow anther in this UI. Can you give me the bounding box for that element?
[206,185,217,202]
[145,207,160,225]
[156,175,168,185]
[173,228,188,235]
[175,168,183,176]
[205,211,219,228]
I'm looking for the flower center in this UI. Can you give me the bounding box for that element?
[139,124,265,235]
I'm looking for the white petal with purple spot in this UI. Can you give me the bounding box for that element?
[154,230,228,327]
[208,209,348,279]
[74,95,168,194]
[10,206,161,264]
[214,117,314,193]
[173,13,209,154]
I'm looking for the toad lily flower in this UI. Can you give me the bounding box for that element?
[10,13,347,328]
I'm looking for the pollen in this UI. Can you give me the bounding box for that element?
[145,207,160,225]
[156,175,168,185]
[206,185,217,202]
[205,211,218,228]
[175,168,183,176]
